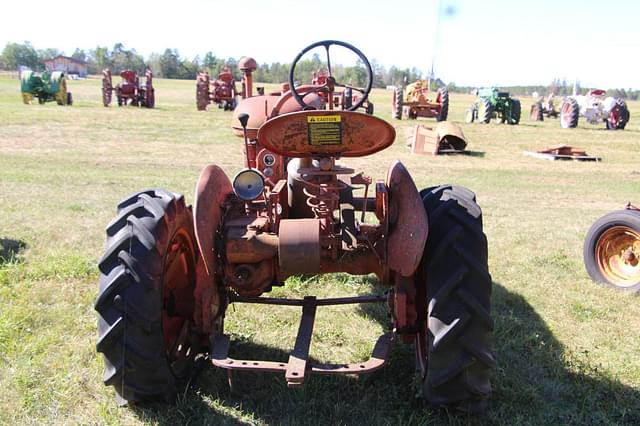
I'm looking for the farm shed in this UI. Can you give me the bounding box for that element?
[43,55,87,77]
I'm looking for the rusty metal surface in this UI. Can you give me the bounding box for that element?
[278,219,321,273]
[193,164,232,330]
[286,299,317,387]
[386,161,428,276]
[231,294,386,306]
[211,331,395,377]
[258,111,396,158]
[408,122,467,155]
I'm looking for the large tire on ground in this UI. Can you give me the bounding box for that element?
[583,209,640,292]
[436,87,449,122]
[560,98,579,128]
[530,101,543,121]
[392,86,403,120]
[478,98,492,124]
[415,185,494,413]
[95,189,204,404]
[509,99,521,125]
[605,98,630,130]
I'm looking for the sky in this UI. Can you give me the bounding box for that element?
[1,0,638,89]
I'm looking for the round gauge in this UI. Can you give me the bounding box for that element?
[263,153,276,166]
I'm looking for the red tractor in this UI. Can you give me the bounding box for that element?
[196,66,238,111]
[95,40,494,413]
[311,68,374,114]
[102,69,155,108]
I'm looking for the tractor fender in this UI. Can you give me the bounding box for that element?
[386,160,428,277]
[602,96,616,113]
[435,121,467,152]
[193,164,233,331]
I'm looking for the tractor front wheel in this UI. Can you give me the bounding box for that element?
[95,189,204,404]
[436,87,449,122]
[392,87,403,120]
[560,98,579,128]
[415,185,494,413]
[584,209,640,291]
[464,106,476,123]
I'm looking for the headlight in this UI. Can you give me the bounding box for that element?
[232,169,265,201]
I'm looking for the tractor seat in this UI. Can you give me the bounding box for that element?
[257,110,395,158]
[120,70,137,82]
[218,72,234,82]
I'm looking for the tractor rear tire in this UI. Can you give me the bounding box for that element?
[583,209,640,292]
[479,99,492,124]
[415,185,494,413]
[95,189,203,404]
[605,98,629,130]
[392,87,403,120]
[531,102,543,121]
[436,87,449,122]
[510,99,521,125]
[560,98,579,128]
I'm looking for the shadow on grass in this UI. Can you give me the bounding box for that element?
[130,281,640,425]
[0,238,26,265]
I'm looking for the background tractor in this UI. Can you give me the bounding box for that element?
[560,89,629,130]
[196,67,238,111]
[465,88,521,125]
[584,203,640,292]
[392,80,448,121]
[530,93,558,121]
[102,69,155,108]
[20,70,72,105]
[95,40,494,413]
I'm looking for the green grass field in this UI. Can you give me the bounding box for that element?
[1,74,639,425]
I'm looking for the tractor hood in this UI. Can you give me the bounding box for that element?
[231,93,324,139]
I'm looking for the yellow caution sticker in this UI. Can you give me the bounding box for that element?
[307,115,342,146]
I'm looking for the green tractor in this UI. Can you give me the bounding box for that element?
[20,70,73,105]
[465,87,520,125]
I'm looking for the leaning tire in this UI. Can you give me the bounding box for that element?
[560,98,579,128]
[530,101,543,121]
[464,106,475,123]
[415,185,494,413]
[436,87,449,122]
[392,86,403,120]
[95,189,203,404]
[583,209,640,292]
[479,98,492,124]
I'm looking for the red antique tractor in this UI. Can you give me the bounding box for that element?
[311,68,374,114]
[392,80,448,121]
[102,69,155,108]
[196,66,238,111]
[95,40,494,413]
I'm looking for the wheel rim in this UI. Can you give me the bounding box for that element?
[561,103,572,125]
[596,225,640,287]
[162,229,197,364]
[608,106,621,128]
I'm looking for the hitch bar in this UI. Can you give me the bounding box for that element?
[210,295,395,388]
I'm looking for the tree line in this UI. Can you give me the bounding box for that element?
[1,41,638,99]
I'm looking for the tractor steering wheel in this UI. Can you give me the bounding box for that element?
[288,40,373,112]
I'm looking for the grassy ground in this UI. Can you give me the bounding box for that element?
[1,74,639,425]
